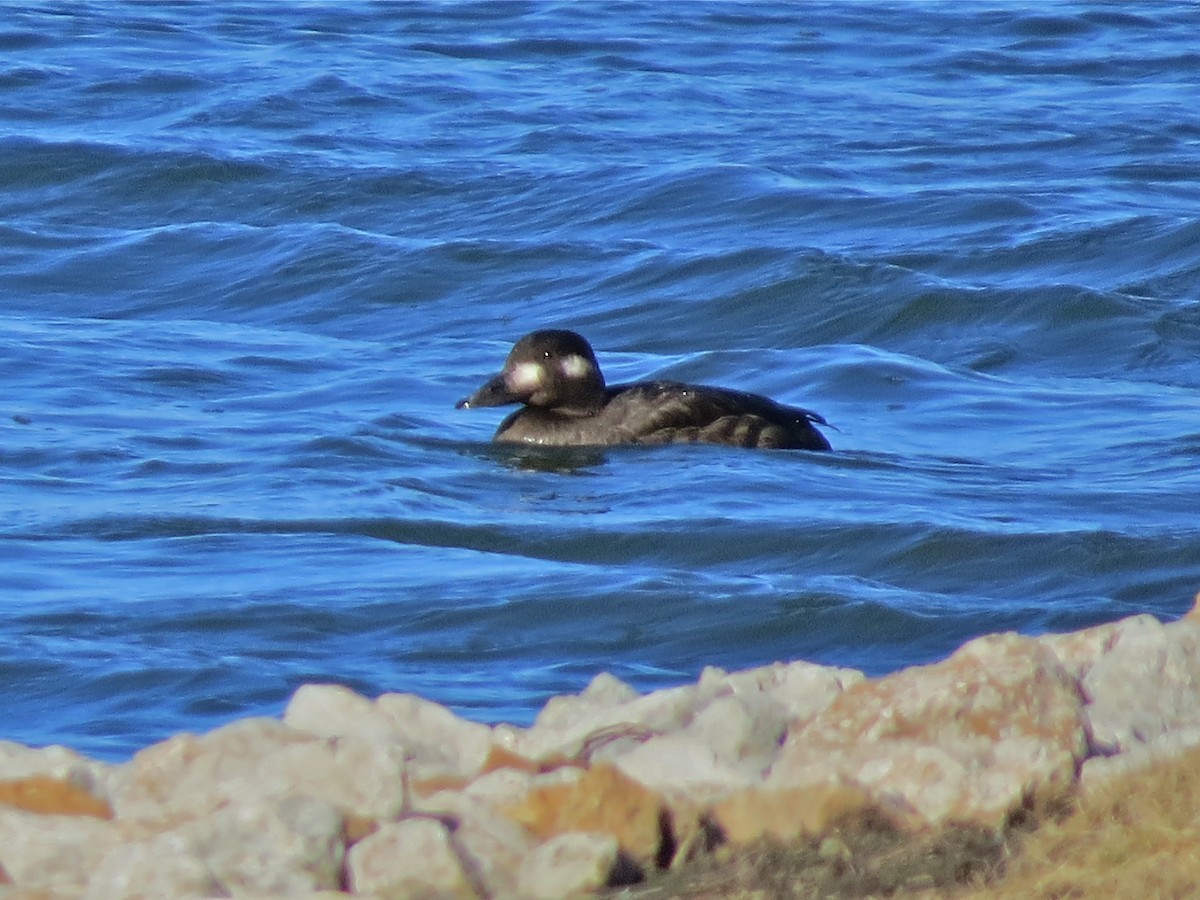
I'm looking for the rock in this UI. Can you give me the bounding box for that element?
[499,674,698,762]
[282,683,376,738]
[768,633,1088,829]
[1081,723,1200,791]
[198,793,345,894]
[83,833,222,900]
[113,717,407,823]
[517,832,624,899]
[504,762,666,872]
[1075,614,1200,754]
[480,743,576,776]
[346,817,479,898]
[610,732,759,803]
[676,691,784,768]
[0,741,115,804]
[111,718,309,822]
[85,794,344,899]
[456,766,537,812]
[15,612,1200,897]
[445,801,537,898]
[376,692,494,777]
[1036,617,1126,680]
[0,774,112,818]
[0,808,121,893]
[560,672,641,710]
[711,778,902,844]
[495,660,860,769]
[285,684,493,782]
[698,659,865,725]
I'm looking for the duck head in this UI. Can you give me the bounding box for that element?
[456,329,607,414]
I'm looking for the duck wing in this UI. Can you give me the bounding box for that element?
[604,382,831,451]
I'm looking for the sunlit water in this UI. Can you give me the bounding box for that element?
[2,2,1199,759]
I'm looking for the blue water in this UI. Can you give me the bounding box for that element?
[2,2,1199,760]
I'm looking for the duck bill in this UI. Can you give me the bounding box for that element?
[456,373,519,409]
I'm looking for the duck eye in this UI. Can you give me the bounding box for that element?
[542,350,553,359]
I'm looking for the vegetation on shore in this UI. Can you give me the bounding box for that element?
[613,744,1200,899]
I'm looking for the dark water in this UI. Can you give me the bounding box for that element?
[2,2,1199,760]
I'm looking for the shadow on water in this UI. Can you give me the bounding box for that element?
[471,442,613,474]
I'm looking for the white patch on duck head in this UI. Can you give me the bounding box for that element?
[561,353,594,379]
[506,360,545,393]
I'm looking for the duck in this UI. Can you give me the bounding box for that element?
[456,329,831,451]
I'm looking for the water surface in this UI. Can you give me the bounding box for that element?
[2,2,1199,759]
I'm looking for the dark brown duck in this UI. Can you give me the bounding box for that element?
[456,330,831,451]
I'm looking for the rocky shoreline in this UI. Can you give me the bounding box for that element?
[3,598,1200,898]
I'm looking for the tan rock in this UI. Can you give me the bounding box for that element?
[346,817,478,898]
[0,741,115,806]
[769,633,1087,829]
[0,774,111,818]
[504,762,666,871]
[1187,590,1200,621]
[711,778,901,844]
[479,743,576,775]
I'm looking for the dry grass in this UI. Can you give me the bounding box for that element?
[957,746,1200,900]
[614,744,1200,900]
[612,808,1011,899]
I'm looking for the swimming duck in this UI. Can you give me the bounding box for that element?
[456,329,831,451]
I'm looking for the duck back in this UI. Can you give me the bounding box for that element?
[496,381,831,450]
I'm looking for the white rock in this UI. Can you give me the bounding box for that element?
[0,808,121,892]
[517,832,621,900]
[347,817,478,897]
[1081,724,1200,792]
[379,693,493,780]
[111,718,309,821]
[705,659,865,723]
[289,687,494,781]
[679,693,783,768]
[112,717,407,822]
[515,678,701,762]
[1080,615,1200,753]
[202,794,345,893]
[448,802,536,897]
[283,683,377,738]
[509,661,861,766]
[86,794,344,898]
[83,831,219,900]
[612,732,759,802]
